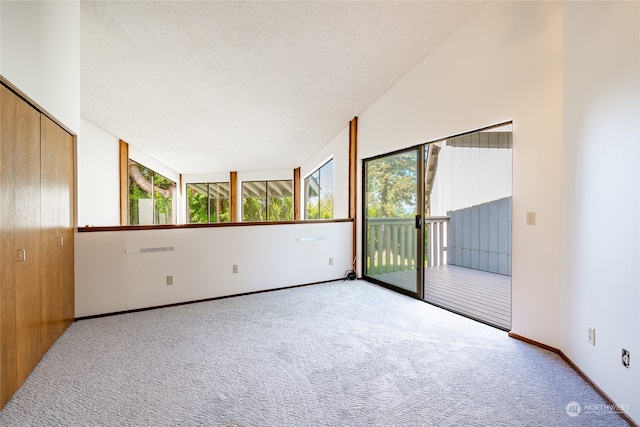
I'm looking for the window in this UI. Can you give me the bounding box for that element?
[304,159,333,219]
[128,160,176,225]
[186,182,230,223]
[242,180,293,222]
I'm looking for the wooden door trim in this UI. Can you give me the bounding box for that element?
[293,167,301,220]
[119,140,129,225]
[229,171,238,222]
[349,117,358,269]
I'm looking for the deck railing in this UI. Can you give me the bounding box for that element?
[366,216,449,274]
[424,216,449,267]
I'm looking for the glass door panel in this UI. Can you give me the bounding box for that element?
[363,148,423,297]
[423,124,513,330]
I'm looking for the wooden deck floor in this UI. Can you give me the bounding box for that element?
[370,265,511,330]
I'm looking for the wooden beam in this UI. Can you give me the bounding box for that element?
[230,171,238,222]
[349,117,358,220]
[348,117,358,268]
[179,174,183,223]
[293,167,301,220]
[119,140,129,225]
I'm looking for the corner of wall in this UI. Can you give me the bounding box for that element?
[560,1,640,423]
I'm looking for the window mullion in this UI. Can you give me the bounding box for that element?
[151,173,156,224]
[206,183,211,223]
[317,169,322,219]
[264,181,269,221]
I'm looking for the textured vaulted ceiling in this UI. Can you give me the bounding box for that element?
[81,1,483,174]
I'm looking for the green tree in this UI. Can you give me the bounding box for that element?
[268,196,293,221]
[187,187,209,223]
[365,150,418,273]
[320,194,333,219]
[306,193,333,219]
[128,161,176,225]
[366,151,417,218]
[154,173,175,224]
[243,197,266,222]
[210,197,230,222]
[129,163,153,225]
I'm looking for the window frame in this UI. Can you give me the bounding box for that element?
[242,180,293,222]
[128,159,177,225]
[304,158,334,220]
[186,182,231,224]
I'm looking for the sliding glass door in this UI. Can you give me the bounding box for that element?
[422,124,513,330]
[363,147,424,298]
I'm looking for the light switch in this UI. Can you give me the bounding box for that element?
[526,212,536,226]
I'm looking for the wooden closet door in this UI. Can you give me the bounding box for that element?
[0,85,18,408]
[13,91,42,387]
[40,115,74,352]
[0,85,42,396]
[61,136,75,331]
[59,123,75,336]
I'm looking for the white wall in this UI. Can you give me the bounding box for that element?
[183,172,230,186]
[78,119,120,226]
[75,221,353,317]
[561,1,639,421]
[300,126,350,219]
[0,1,80,133]
[355,1,563,346]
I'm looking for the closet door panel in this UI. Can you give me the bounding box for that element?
[12,92,42,386]
[60,131,74,330]
[0,85,18,407]
[40,115,74,351]
[40,116,62,351]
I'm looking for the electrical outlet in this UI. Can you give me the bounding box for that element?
[622,349,630,368]
[587,327,596,346]
[526,211,536,225]
[329,257,334,265]
[166,275,174,286]
[233,264,238,274]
